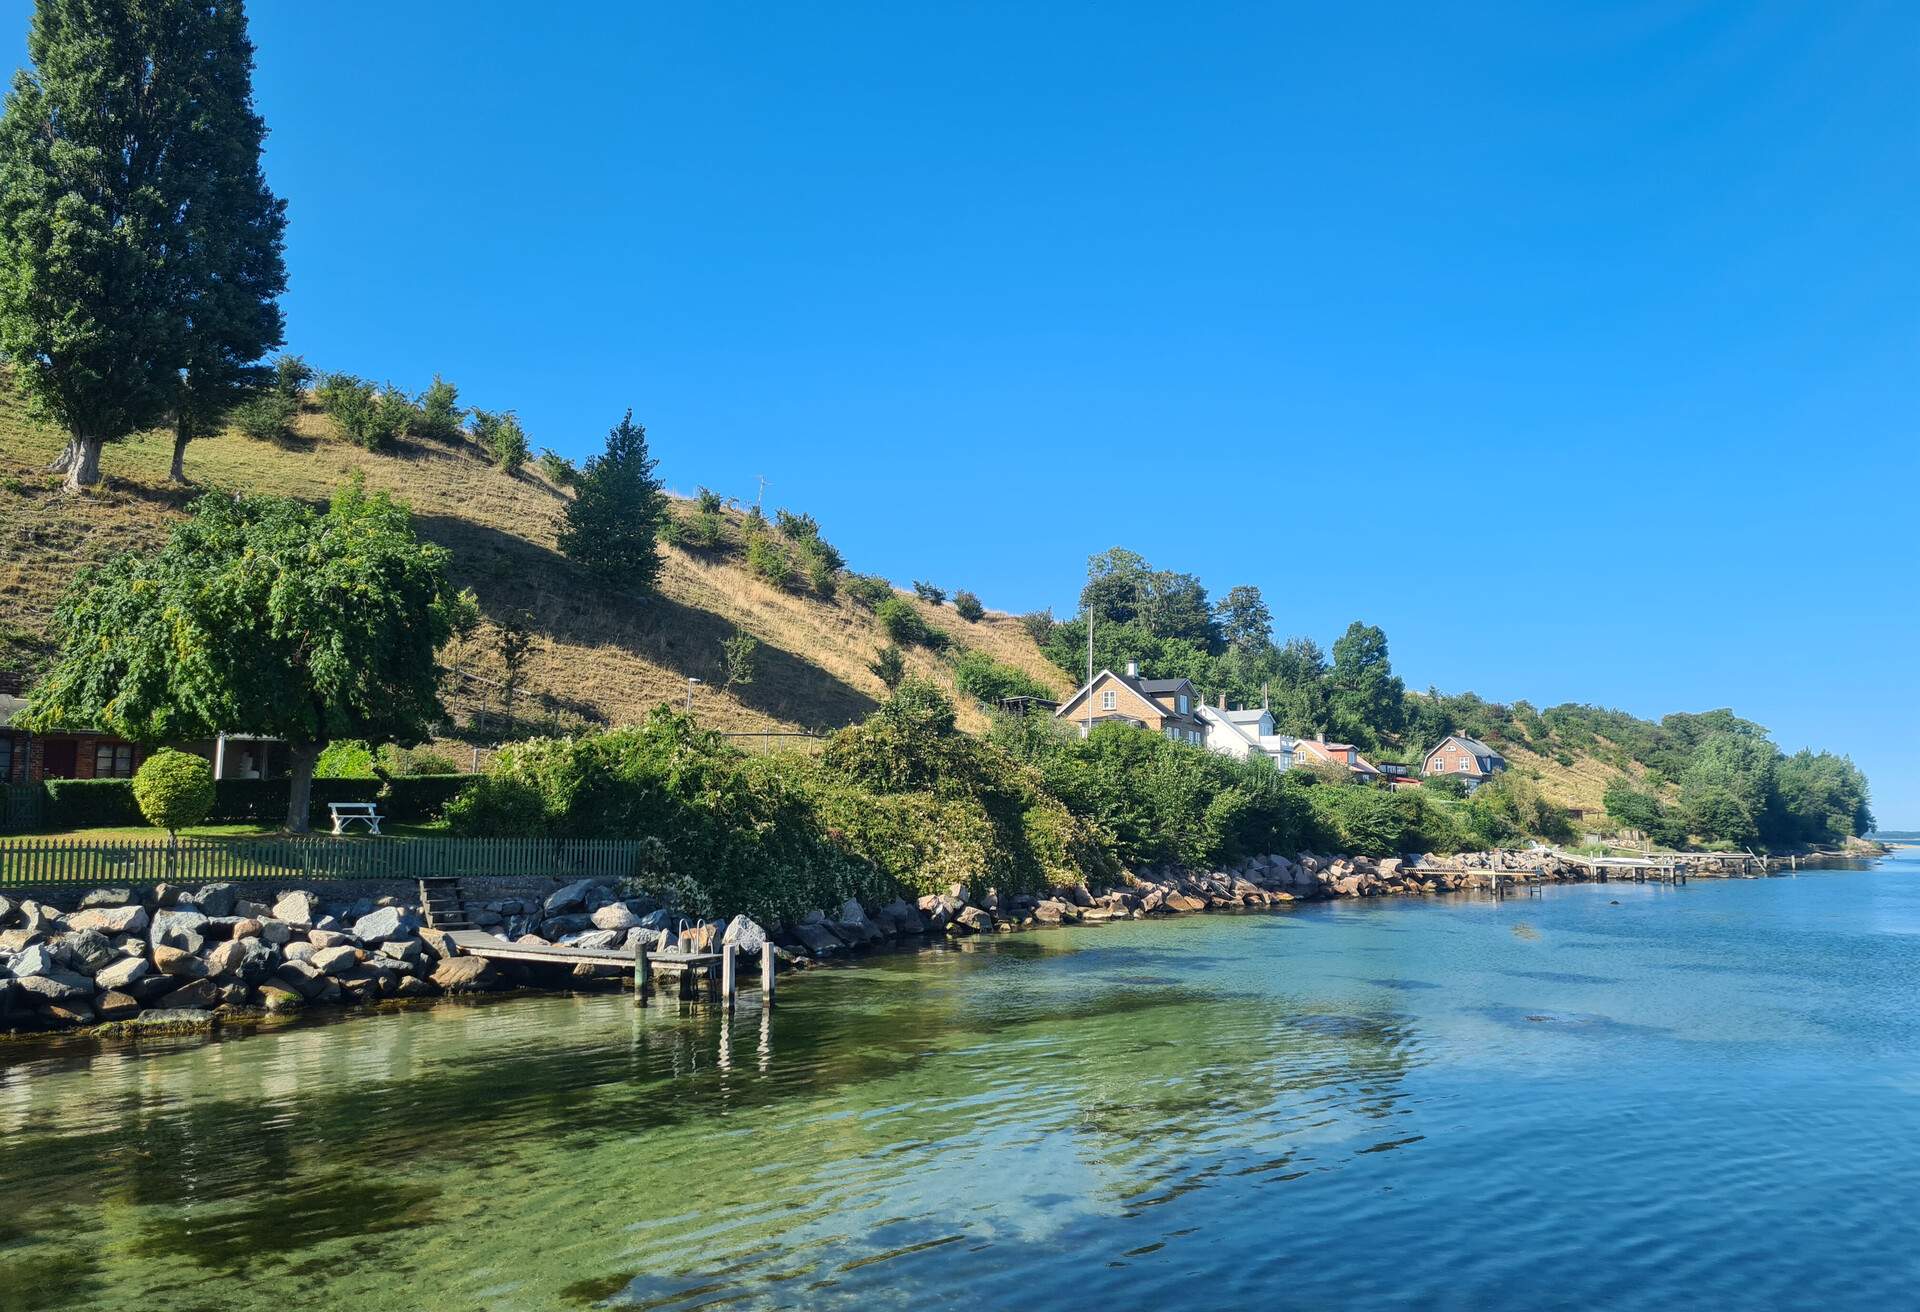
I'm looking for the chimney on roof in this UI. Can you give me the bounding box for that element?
[1125,660,1139,678]
[1217,691,1225,709]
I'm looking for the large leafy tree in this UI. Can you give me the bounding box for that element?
[1326,621,1405,747]
[558,409,666,589]
[1213,585,1272,652]
[23,481,474,831]
[0,0,287,491]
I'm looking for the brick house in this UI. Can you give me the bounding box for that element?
[1422,734,1507,789]
[1053,661,1209,746]
[1294,738,1385,784]
[0,686,151,784]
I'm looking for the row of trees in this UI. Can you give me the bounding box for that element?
[1036,548,1410,750]
[1035,546,1872,850]
[0,0,288,491]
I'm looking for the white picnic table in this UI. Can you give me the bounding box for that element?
[328,801,384,835]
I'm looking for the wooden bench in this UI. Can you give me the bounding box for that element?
[328,801,383,835]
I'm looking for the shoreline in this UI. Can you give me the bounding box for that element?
[0,843,1886,1046]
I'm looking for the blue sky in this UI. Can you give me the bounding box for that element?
[11,3,1917,821]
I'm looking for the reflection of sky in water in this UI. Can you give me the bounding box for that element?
[0,850,1917,1310]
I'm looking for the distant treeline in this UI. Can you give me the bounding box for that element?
[1022,547,1872,851]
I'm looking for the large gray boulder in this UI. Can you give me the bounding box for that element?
[203,941,249,978]
[256,919,294,946]
[310,945,362,976]
[570,929,624,952]
[271,890,321,927]
[273,960,331,1000]
[10,944,56,978]
[636,909,672,932]
[789,922,842,956]
[544,879,600,915]
[52,929,113,974]
[78,887,134,910]
[831,900,881,945]
[150,909,209,954]
[194,884,238,918]
[590,902,639,932]
[351,906,422,945]
[18,901,61,935]
[158,978,219,1009]
[95,956,150,991]
[15,970,93,1004]
[68,905,149,936]
[722,914,768,956]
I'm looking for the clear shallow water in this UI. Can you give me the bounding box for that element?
[4,853,1919,1311]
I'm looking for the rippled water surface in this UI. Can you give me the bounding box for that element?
[4,852,1920,1311]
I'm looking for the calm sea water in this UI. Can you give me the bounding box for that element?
[3,851,1919,1311]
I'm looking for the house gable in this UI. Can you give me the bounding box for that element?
[1055,671,1168,726]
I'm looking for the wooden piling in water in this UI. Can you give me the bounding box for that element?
[761,940,776,1007]
[633,936,650,1003]
[722,942,737,1012]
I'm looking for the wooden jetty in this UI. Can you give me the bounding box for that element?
[424,877,773,1008]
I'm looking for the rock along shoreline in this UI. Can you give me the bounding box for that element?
[0,845,1872,1040]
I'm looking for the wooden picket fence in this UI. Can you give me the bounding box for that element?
[0,836,647,888]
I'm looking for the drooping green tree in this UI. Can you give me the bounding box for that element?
[23,480,474,831]
[0,0,287,490]
[558,409,666,588]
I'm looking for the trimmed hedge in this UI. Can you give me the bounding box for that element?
[44,778,147,830]
[44,773,479,830]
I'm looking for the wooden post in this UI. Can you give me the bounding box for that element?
[761,940,776,1007]
[633,934,650,1003]
[722,942,737,1012]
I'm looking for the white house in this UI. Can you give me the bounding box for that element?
[1197,702,1302,769]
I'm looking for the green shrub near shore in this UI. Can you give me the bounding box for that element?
[448,683,1111,921]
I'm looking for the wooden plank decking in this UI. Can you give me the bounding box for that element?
[446,929,719,970]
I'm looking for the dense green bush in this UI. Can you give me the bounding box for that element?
[868,644,906,689]
[273,354,314,402]
[132,749,215,835]
[745,533,795,589]
[411,376,466,443]
[471,409,529,474]
[876,597,947,649]
[232,392,297,442]
[45,778,145,829]
[695,487,724,513]
[844,574,893,609]
[447,710,892,922]
[1019,609,1055,645]
[536,450,576,484]
[912,581,946,605]
[317,374,408,451]
[953,590,985,622]
[952,651,1051,704]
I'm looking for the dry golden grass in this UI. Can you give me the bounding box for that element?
[0,393,1068,745]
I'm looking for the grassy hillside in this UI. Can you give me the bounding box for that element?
[0,392,1070,753]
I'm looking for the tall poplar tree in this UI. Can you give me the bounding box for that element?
[0,0,287,491]
[559,409,667,590]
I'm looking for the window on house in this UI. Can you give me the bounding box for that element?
[1177,694,1189,714]
[94,743,133,779]
[1101,690,1116,711]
